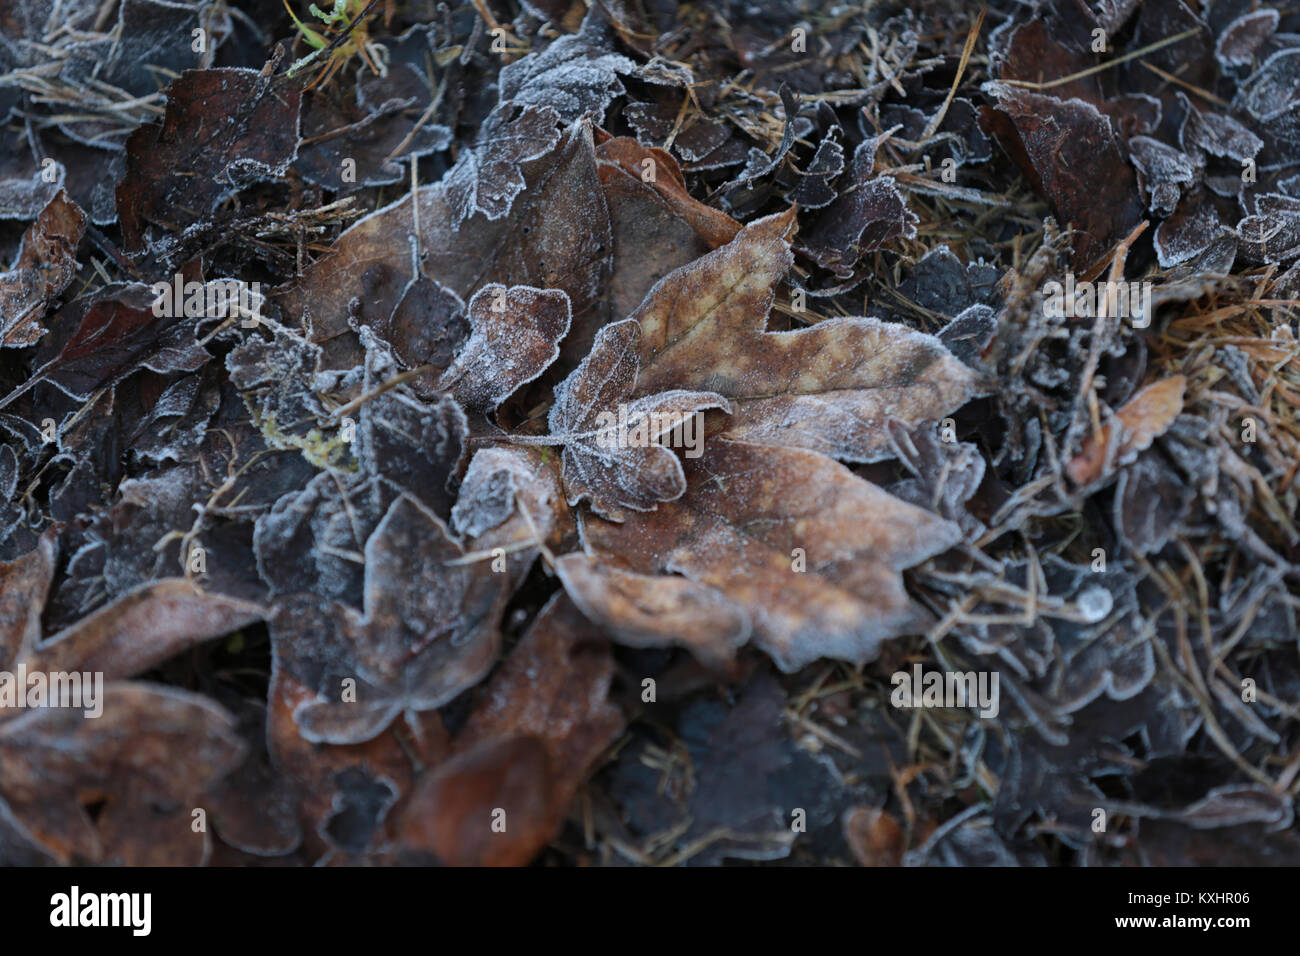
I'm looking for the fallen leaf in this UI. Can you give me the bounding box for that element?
[0,190,86,348]
[556,552,749,669]
[581,439,962,671]
[843,806,904,866]
[0,683,243,864]
[983,84,1144,268]
[437,284,571,412]
[444,104,561,223]
[392,594,622,865]
[269,494,505,744]
[496,9,634,123]
[1067,375,1186,485]
[116,68,302,251]
[544,317,730,520]
[631,209,984,462]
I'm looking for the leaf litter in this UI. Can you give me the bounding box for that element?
[0,0,1298,869]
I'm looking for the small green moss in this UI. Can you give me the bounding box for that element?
[258,411,358,473]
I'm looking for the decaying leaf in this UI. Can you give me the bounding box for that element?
[630,209,985,462]
[270,494,504,745]
[0,683,244,865]
[1067,376,1186,485]
[391,594,622,865]
[580,439,962,672]
[437,284,571,412]
[444,105,561,224]
[116,68,303,250]
[544,317,730,520]
[0,191,86,347]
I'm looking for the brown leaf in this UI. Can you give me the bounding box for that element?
[843,806,904,866]
[0,528,55,669]
[983,84,1144,269]
[1067,375,1186,485]
[270,494,505,745]
[545,317,730,520]
[0,190,86,348]
[22,579,266,680]
[596,133,741,247]
[581,439,962,671]
[392,594,622,865]
[457,593,623,784]
[437,284,571,412]
[594,133,741,324]
[555,552,749,669]
[632,209,984,462]
[0,530,265,684]
[0,683,243,864]
[444,104,562,223]
[450,444,572,566]
[278,121,611,369]
[0,283,211,412]
[267,669,449,862]
[116,69,303,250]
[394,735,555,866]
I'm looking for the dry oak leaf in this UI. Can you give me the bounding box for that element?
[1067,375,1186,486]
[631,208,985,462]
[270,494,505,745]
[0,190,86,348]
[542,316,731,521]
[436,283,571,412]
[581,438,963,672]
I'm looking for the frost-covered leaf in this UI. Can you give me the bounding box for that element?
[1177,93,1261,164]
[1129,136,1196,217]
[555,552,750,669]
[0,683,243,864]
[116,68,302,250]
[437,284,570,412]
[0,190,85,348]
[1237,193,1300,264]
[270,494,505,745]
[802,138,917,277]
[581,439,962,672]
[443,105,561,224]
[497,10,634,123]
[1214,9,1278,70]
[545,318,730,521]
[278,122,611,360]
[631,209,984,462]
[983,84,1143,268]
